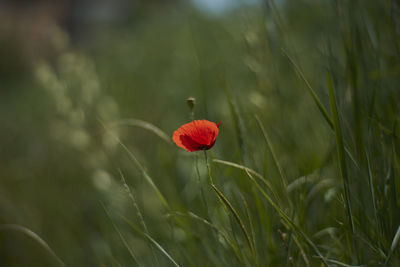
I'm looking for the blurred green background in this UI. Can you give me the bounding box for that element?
[1,0,400,266]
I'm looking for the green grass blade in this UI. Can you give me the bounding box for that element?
[169,211,246,265]
[118,170,159,266]
[241,168,331,267]
[143,233,180,267]
[365,152,380,234]
[240,193,257,264]
[384,224,400,266]
[392,134,400,208]
[291,234,311,267]
[211,183,256,261]
[109,118,172,145]
[321,258,367,267]
[368,117,399,139]
[213,159,276,198]
[254,114,288,189]
[119,170,150,233]
[327,70,355,235]
[223,86,247,164]
[0,224,66,267]
[213,156,327,266]
[283,49,333,129]
[195,153,210,219]
[283,51,359,170]
[99,119,170,210]
[121,215,180,267]
[390,225,400,253]
[101,203,140,266]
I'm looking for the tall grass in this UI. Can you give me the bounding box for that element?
[1,0,400,266]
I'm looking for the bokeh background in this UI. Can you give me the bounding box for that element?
[1,0,400,266]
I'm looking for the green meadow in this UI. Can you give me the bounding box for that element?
[1,0,400,266]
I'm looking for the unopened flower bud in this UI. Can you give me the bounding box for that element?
[186,97,196,111]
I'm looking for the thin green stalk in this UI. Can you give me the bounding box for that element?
[254,115,288,189]
[285,212,295,267]
[0,224,66,267]
[121,215,180,267]
[327,71,357,262]
[119,170,149,234]
[327,71,355,234]
[99,119,170,210]
[241,193,257,266]
[119,170,159,266]
[212,159,277,200]
[204,150,256,264]
[170,211,246,265]
[109,119,171,145]
[101,203,140,266]
[211,184,256,265]
[204,150,214,185]
[242,168,331,267]
[188,98,210,219]
[254,115,294,212]
[144,233,180,267]
[365,152,380,235]
[223,86,247,165]
[283,50,333,129]
[195,153,210,219]
[204,150,242,264]
[384,224,400,266]
[283,51,360,170]
[214,158,315,265]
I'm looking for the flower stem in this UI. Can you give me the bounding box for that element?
[195,152,209,218]
[204,150,258,265]
[204,150,214,185]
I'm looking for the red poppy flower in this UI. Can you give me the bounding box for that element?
[173,120,221,152]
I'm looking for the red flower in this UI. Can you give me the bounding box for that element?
[173,120,221,152]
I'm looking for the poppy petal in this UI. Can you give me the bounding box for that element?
[172,120,220,152]
[181,120,218,146]
[180,135,203,151]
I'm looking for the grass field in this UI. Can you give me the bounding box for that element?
[1,0,400,266]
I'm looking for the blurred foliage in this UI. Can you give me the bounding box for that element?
[1,0,400,266]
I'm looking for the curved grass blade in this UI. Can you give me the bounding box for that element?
[365,152,380,234]
[101,203,140,266]
[109,119,171,145]
[282,49,333,129]
[203,152,249,264]
[0,224,66,267]
[144,233,180,267]
[119,170,150,234]
[283,50,359,170]
[287,176,310,193]
[195,153,210,219]
[187,211,245,263]
[168,211,246,266]
[99,119,170,210]
[211,183,256,262]
[383,224,400,266]
[356,234,386,260]
[254,115,288,189]
[316,257,367,267]
[223,78,247,164]
[118,170,159,266]
[327,71,355,235]
[305,179,337,205]
[121,215,180,267]
[243,168,331,267]
[213,159,277,200]
[291,234,311,267]
[240,193,257,265]
[368,117,399,139]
